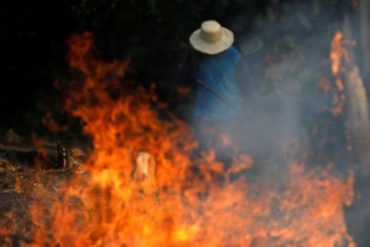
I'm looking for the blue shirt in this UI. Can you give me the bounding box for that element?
[194,46,242,122]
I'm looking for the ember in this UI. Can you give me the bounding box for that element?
[0,32,357,247]
[3,1,370,246]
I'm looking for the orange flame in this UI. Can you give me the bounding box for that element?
[1,32,357,247]
[331,32,345,76]
[328,31,352,117]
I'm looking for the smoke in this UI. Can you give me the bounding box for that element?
[191,3,332,165]
[188,1,370,246]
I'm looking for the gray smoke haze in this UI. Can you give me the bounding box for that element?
[190,2,370,246]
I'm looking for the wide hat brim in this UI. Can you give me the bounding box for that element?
[189,27,234,55]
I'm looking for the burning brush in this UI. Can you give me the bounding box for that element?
[0,31,361,247]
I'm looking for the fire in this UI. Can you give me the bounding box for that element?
[327,31,350,117]
[1,32,357,247]
[330,32,348,76]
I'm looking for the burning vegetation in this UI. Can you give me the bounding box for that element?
[2,1,370,246]
[0,31,361,247]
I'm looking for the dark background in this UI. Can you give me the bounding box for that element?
[2,0,348,132]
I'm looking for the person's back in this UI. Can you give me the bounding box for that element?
[194,46,241,122]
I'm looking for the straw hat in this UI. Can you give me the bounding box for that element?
[189,20,234,55]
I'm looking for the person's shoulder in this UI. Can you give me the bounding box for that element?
[227,46,242,57]
[220,46,242,63]
[199,46,241,67]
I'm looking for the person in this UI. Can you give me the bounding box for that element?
[185,20,243,156]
